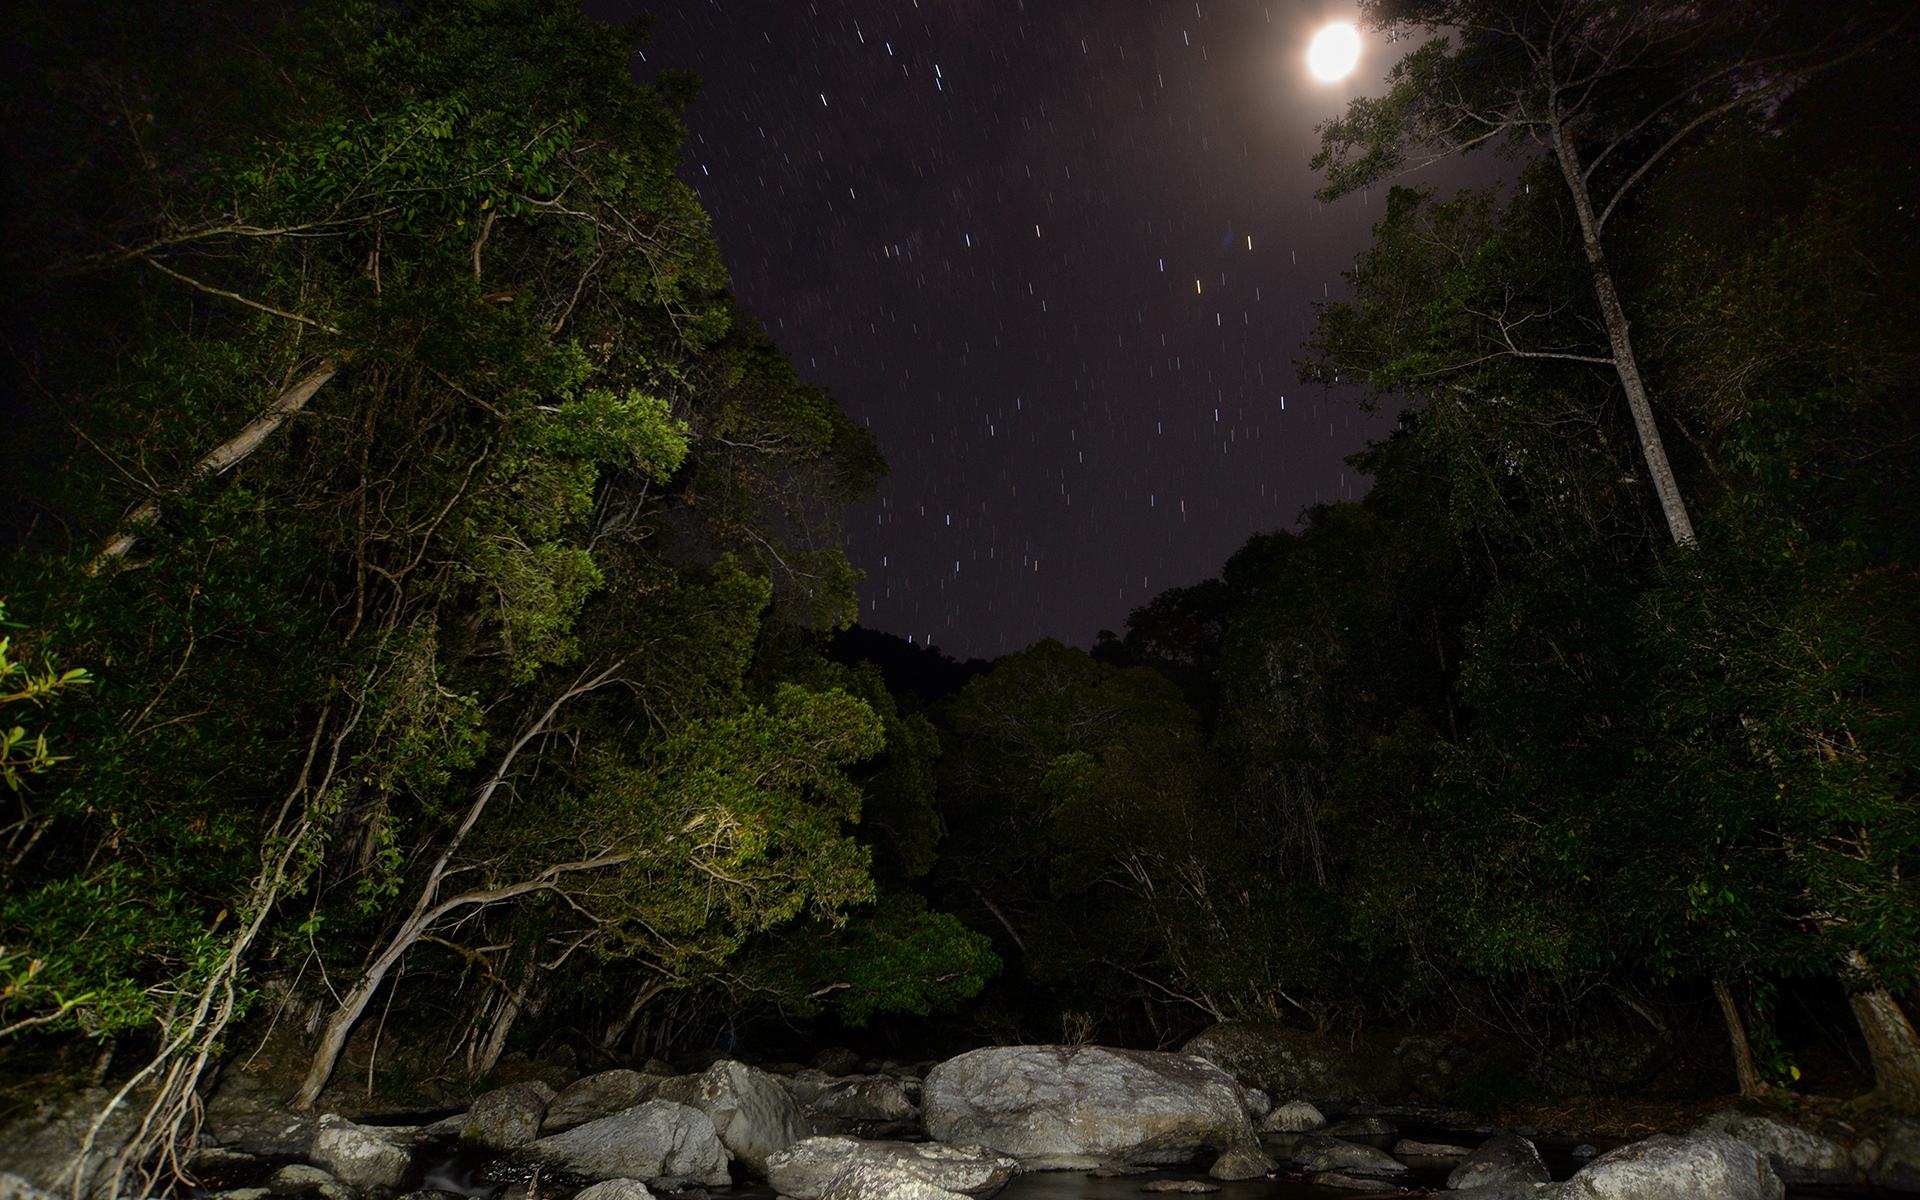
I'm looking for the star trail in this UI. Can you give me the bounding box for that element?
[613,0,1487,656]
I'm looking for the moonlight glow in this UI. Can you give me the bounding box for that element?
[1308,22,1362,81]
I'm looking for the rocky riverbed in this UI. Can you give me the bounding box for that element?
[3,1028,1915,1200]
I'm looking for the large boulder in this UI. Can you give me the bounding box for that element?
[542,1071,659,1134]
[1449,1134,1549,1189]
[652,1060,809,1177]
[523,1100,730,1188]
[1261,1099,1327,1133]
[203,1073,320,1158]
[922,1045,1261,1171]
[811,1077,917,1124]
[1870,1119,1920,1192]
[1695,1111,1853,1186]
[1180,1023,1400,1101]
[309,1114,413,1190]
[463,1081,551,1149]
[766,1136,1017,1200]
[1567,1132,1782,1200]
[818,1158,970,1200]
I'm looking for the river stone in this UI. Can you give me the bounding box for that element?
[1207,1143,1275,1181]
[1181,1022,1400,1101]
[653,1059,808,1176]
[1261,1099,1327,1133]
[543,1071,659,1133]
[1310,1170,1409,1191]
[1395,1139,1471,1159]
[1695,1111,1852,1185]
[1237,1087,1271,1120]
[767,1136,1017,1200]
[268,1164,353,1200]
[1448,1134,1550,1189]
[464,1081,551,1149]
[817,1158,972,1200]
[524,1100,730,1188]
[923,1045,1262,1170]
[1567,1132,1782,1200]
[1871,1119,1920,1191]
[1449,1186,1568,1199]
[811,1077,917,1123]
[309,1114,412,1189]
[570,1182,653,1200]
[1291,1136,1408,1176]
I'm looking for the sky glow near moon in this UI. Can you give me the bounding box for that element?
[1308,22,1363,81]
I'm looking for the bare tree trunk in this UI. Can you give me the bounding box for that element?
[1548,120,1697,548]
[90,362,337,570]
[474,961,536,1080]
[1711,976,1772,1101]
[1843,949,1920,1111]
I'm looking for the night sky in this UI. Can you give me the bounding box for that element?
[609,0,1485,658]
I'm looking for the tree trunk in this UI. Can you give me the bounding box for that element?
[474,961,535,1080]
[1843,949,1920,1111]
[1548,121,1697,548]
[1711,976,1772,1101]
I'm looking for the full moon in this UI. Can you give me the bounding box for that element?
[1308,22,1362,81]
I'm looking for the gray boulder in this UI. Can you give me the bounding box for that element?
[766,1136,1017,1200]
[542,1071,658,1134]
[1871,1119,1920,1192]
[524,1100,730,1188]
[1261,1099,1327,1133]
[1695,1111,1853,1185]
[0,1085,147,1195]
[464,1081,550,1149]
[1309,1171,1410,1191]
[1567,1132,1782,1200]
[1181,1022,1400,1101]
[267,1164,354,1200]
[1290,1136,1409,1176]
[309,1114,413,1190]
[1207,1143,1276,1181]
[1449,1134,1549,1189]
[570,1182,652,1200]
[817,1158,968,1200]
[923,1045,1261,1171]
[811,1077,917,1123]
[653,1059,808,1176]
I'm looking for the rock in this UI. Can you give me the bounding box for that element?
[1449,1185,1567,1199]
[781,1069,836,1107]
[1290,1136,1409,1176]
[1324,1116,1396,1137]
[268,1164,354,1200]
[1207,1143,1274,1181]
[199,1072,321,1159]
[1237,1087,1271,1120]
[0,1085,149,1194]
[818,1159,971,1200]
[524,1100,730,1188]
[652,1060,808,1177]
[1570,1144,1599,1160]
[1568,1132,1782,1200]
[1310,1171,1408,1191]
[810,1077,917,1123]
[210,1190,271,1200]
[1181,1022,1400,1101]
[813,1048,863,1076]
[464,1081,551,1149]
[767,1137,1017,1200]
[309,1114,413,1190]
[923,1045,1261,1171]
[0,1175,55,1200]
[1871,1119,1920,1192]
[1261,1099,1327,1133]
[1694,1111,1853,1185]
[1449,1134,1549,1189]
[1394,1139,1471,1158]
[571,1182,654,1200]
[543,1071,660,1134]
[1142,1182,1220,1193]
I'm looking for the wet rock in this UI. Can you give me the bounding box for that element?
[1181,1022,1400,1101]
[1207,1143,1274,1181]
[523,1100,730,1189]
[1393,1139,1470,1158]
[1310,1170,1408,1191]
[571,1181,653,1200]
[543,1071,659,1134]
[268,1164,353,1200]
[309,1114,413,1190]
[1569,1132,1782,1200]
[765,1136,1017,1200]
[1695,1111,1853,1186]
[464,1081,551,1149]
[1448,1133,1549,1189]
[810,1077,917,1123]
[923,1045,1260,1171]
[653,1060,809,1177]
[1260,1099,1327,1133]
[1290,1136,1408,1176]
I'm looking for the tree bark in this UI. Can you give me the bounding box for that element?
[1843,949,1920,1111]
[90,362,338,570]
[1548,119,1697,548]
[1711,976,1772,1101]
